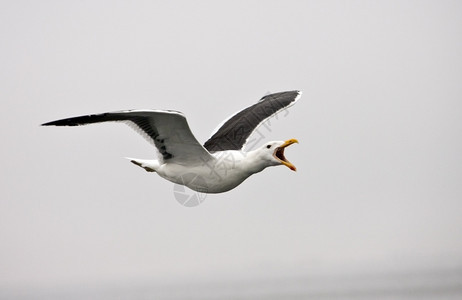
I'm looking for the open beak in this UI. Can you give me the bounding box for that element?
[273,138,298,171]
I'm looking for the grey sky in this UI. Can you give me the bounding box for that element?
[1,0,462,293]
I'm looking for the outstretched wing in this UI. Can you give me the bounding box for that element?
[203,90,301,152]
[42,110,213,165]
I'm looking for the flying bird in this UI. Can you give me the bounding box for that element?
[42,91,301,193]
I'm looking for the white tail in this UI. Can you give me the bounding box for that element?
[125,158,159,173]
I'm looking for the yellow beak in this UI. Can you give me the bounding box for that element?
[273,139,298,171]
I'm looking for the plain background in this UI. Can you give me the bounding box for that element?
[1,0,462,295]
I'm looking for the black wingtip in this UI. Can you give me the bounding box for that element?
[41,121,55,126]
[41,114,102,126]
[41,119,81,126]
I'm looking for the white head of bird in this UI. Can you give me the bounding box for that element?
[253,138,298,171]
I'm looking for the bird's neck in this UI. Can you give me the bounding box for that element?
[210,149,267,176]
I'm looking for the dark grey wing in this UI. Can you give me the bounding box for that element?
[203,90,301,152]
[42,110,213,165]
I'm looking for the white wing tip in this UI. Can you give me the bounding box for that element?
[294,90,303,101]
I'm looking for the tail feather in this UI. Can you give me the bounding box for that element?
[125,157,159,173]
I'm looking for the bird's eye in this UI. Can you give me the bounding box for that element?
[266,145,271,149]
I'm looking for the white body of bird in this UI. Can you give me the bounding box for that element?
[128,140,297,193]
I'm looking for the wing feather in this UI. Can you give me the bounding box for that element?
[203,91,301,152]
[42,110,213,165]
